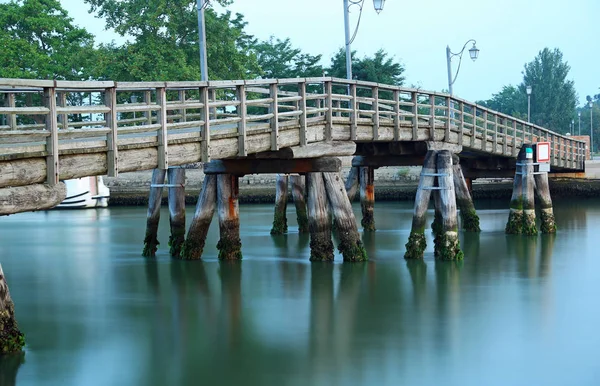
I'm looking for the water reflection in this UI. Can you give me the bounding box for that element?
[0,353,24,386]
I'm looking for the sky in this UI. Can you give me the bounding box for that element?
[58,0,599,105]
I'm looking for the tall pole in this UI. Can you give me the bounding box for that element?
[591,105,594,156]
[527,95,531,123]
[578,112,581,136]
[197,0,208,81]
[446,46,453,95]
[343,0,352,80]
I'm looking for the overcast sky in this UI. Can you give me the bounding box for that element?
[59,0,598,105]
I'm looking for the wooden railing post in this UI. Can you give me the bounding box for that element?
[7,92,17,130]
[429,95,435,140]
[393,89,400,141]
[512,120,518,157]
[57,92,68,130]
[493,115,498,153]
[236,84,248,156]
[444,96,451,142]
[325,80,333,141]
[105,87,118,177]
[350,83,357,140]
[298,81,307,146]
[145,90,152,125]
[156,87,169,169]
[481,110,488,151]
[471,106,477,148]
[411,91,418,140]
[178,90,187,122]
[43,86,59,185]
[372,85,379,140]
[459,101,465,146]
[269,82,279,150]
[200,85,210,162]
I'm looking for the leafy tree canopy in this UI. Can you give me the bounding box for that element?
[327,48,405,86]
[254,37,323,79]
[476,85,526,120]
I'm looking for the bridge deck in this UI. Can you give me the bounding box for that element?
[0,77,586,189]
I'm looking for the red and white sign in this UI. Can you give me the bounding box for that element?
[536,142,551,163]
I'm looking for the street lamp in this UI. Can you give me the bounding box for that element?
[197,0,209,81]
[590,100,595,156]
[526,85,532,123]
[578,111,581,135]
[343,0,385,80]
[446,39,479,95]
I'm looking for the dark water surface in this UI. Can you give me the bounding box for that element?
[1,200,600,386]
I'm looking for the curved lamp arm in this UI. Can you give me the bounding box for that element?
[447,39,478,88]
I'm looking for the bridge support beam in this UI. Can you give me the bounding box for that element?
[290,175,309,233]
[217,174,242,260]
[452,155,480,232]
[142,169,167,257]
[307,173,334,261]
[360,166,376,231]
[324,172,368,262]
[270,174,289,235]
[180,175,217,260]
[0,182,66,216]
[168,168,187,257]
[0,264,25,355]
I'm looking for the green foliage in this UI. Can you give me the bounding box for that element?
[327,48,405,85]
[254,37,323,79]
[476,85,526,120]
[0,0,95,80]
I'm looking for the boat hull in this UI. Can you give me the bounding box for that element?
[56,176,110,209]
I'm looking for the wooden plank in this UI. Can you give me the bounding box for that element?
[0,106,49,115]
[200,86,210,162]
[298,81,307,146]
[156,87,168,169]
[411,92,418,140]
[203,157,341,175]
[351,155,425,167]
[144,90,153,125]
[325,81,333,141]
[372,86,379,140]
[105,87,118,176]
[0,78,54,88]
[236,84,247,156]
[269,82,279,150]
[350,84,357,140]
[44,87,59,185]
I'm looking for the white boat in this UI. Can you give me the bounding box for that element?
[57,176,110,209]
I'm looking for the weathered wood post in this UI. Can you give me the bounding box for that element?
[505,147,525,234]
[452,154,481,232]
[534,170,557,234]
[217,174,242,260]
[143,168,166,257]
[167,167,186,257]
[270,174,289,235]
[359,166,376,231]
[0,265,25,355]
[290,174,309,233]
[405,151,437,259]
[324,172,368,262]
[180,175,217,260]
[307,172,334,261]
[521,145,537,236]
[435,150,464,260]
[345,166,359,202]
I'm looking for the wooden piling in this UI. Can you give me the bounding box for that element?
[323,172,368,262]
[290,175,309,233]
[270,174,289,235]
[505,148,525,234]
[452,154,480,232]
[217,174,242,260]
[167,167,186,257]
[534,171,557,234]
[142,168,166,257]
[180,175,217,260]
[522,147,538,236]
[435,150,463,260]
[359,166,376,231]
[405,151,437,259]
[345,166,359,202]
[307,172,334,262]
[0,264,25,355]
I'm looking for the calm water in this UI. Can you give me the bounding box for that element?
[1,199,600,386]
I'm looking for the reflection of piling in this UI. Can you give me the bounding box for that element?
[218,261,242,349]
[143,168,166,257]
[217,174,242,260]
[270,174,289,235]
[168,168,186,257]
[324,172,367,262]
[307,173,334,261]
[0,352,24,386]
[181,175,217,260]
[452,154,480,232]
[359,166,376,231]
[0,264,25,355]
[290,175,309,233]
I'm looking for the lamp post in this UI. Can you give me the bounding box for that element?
[343,0,385,80]
[590,101,595,157]
[446,39,479,95]
[197,0,209,81]
[571,119,574,134]
[526,85,532,123]
[578,111,581,136]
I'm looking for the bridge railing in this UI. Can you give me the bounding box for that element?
[0,77,586,185]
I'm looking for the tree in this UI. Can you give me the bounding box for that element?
[522,48,577,132]
[476,85,527,120]
[327,48,405,86]
[0,0,95,80]
[84,0,260,81]
[253,37,323,79]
